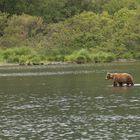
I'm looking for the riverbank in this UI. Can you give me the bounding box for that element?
[0,47,139,66]
[0,59,139,68]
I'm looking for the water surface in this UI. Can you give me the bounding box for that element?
[0,62,140,140]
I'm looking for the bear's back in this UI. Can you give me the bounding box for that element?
[113,73,133,82]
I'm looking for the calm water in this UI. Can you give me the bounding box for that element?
[0,62,140,140]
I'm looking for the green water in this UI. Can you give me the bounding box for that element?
[0,62,140,140]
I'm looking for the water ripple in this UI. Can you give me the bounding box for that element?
[0,70,102,77]
[0,63,140,139]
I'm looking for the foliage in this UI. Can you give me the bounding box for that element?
[0,0,140,64]
[104,0,140,14]
[0,14,44,48]
[1,47,45,64]
[0,12,8,36]
[65,49,115,63]
[65,49,91,63]
[0,0,139,23]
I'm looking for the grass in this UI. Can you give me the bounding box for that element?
[65,49,115,63]
[0,47,46,65]
[0,47,138,65]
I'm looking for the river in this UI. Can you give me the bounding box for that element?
[0,62,140,140]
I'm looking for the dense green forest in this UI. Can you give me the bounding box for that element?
[0,0,140,64]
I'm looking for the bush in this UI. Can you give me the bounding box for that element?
[2,47,45,64]
[133,52,140,59]
[46,55,65,62]
[90,52,115,63]
[0,12,8,36]
[122,52,133,59]
[2,47,32,60]
[65,49,91,63]
[64,49,116,63]
[1,14,44,48]
[19,55,43,65]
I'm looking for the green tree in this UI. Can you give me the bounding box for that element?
[0,12,8,36]
[104,0,140,14]
[1,14,44,48]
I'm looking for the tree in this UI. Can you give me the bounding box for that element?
[0,12,8,36]
[1,14,44,48]
[104,0,140,14]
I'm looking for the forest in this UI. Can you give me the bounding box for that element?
[0,0,140,64]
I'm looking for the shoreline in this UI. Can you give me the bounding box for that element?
[0,59,139,67]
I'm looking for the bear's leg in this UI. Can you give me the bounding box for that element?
[113,81,117,87]
[129,82,134,86]
[119,82,123,87]
[131,82,134,86]
[127,83,130,87]
[127,82,134,87]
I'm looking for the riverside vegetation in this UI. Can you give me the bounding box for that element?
[0,0,140,65]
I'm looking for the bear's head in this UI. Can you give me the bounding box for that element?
[105,73,114,80]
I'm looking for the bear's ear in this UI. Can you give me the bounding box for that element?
[109,73,114,79]
[106,72,111,80]
[107,72,111,76]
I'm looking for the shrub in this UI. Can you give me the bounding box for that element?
[2,47,45,64]
[1,14,44,48]
[0,12,9,36]
[19,54,44,65]
[2,47,32,61]
[5,14,44,38]
[90,52,115,63]
[75,55,87,64]
[133,52,140,59]
[64,49,91,63]
[122,52,133,59]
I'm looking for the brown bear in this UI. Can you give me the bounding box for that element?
[105,72,134,87]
